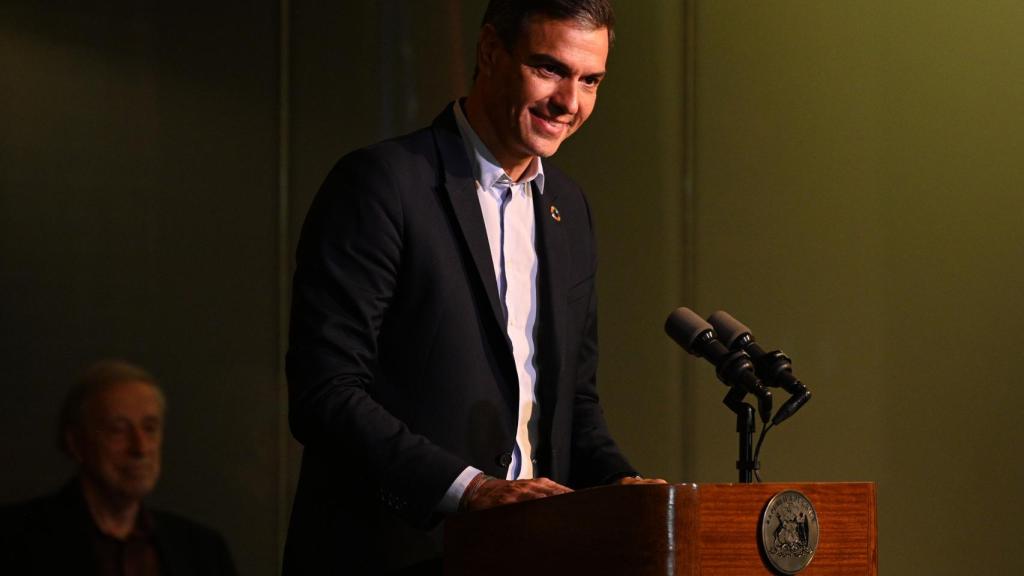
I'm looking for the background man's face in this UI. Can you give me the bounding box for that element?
[484,17,609,164]
[72,381,164,502]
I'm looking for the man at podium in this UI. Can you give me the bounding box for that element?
[283,1,662,574]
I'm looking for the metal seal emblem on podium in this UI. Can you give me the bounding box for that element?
[760,490,820,574]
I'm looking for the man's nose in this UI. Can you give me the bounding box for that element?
[551,79,579,116]
[127,426,151,454]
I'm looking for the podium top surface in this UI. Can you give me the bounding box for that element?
[445,482,877,576]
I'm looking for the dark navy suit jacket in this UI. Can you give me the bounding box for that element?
[283,103,637,575]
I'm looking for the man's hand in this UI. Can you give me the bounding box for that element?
[615,475,668,485]
[461,474,572,511]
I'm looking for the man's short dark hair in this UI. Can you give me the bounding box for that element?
[58,359,164,454]
[482,0,616,48]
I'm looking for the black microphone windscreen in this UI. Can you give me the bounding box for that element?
[707,310,752,349]
[665,308,713,353]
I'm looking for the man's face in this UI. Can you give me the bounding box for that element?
[481,17,609,166]
[70,381,164,502]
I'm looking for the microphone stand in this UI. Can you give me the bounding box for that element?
[723,386,757,483]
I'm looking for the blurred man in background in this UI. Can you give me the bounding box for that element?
[1,359,237,576]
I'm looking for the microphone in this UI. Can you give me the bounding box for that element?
[665,307,773,423]
[707,310,812,426]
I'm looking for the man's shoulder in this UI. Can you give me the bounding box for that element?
[0,491,52,516]
[336,105,456,174]
[0,484,92,569]
[322,124,442,194]
[362,124,437,163]
[0,482,79,526]
[0,492,49,538]
[312,107,464,214]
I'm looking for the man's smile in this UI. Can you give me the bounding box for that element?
[529,108,572,136]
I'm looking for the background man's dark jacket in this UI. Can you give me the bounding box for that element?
[0,480,237,575]
[284,103,637,575]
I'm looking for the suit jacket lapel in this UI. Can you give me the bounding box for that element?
[431,106,518,384]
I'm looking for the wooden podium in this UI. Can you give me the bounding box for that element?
[445,482,876,575]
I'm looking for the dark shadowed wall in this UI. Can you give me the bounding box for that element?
[3,1,1023,574]
[2,1,282,574]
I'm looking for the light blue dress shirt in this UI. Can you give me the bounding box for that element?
[436,101,545,513]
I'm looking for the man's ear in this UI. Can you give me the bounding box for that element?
[65,429,85,464]
[476,24,503,78]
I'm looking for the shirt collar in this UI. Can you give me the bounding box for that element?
[453,99,545,195]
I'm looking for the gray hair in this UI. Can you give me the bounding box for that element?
[58,359,165,454]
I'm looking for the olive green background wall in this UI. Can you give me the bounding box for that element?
[3,1,1023,574]
[683,2,1024,573]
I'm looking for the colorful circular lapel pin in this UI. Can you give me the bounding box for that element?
[550,205,561,222]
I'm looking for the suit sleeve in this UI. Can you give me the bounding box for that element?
[286,149,466,526]
[568,192,640,488]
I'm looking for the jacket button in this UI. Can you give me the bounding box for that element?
[496,451,513,468]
